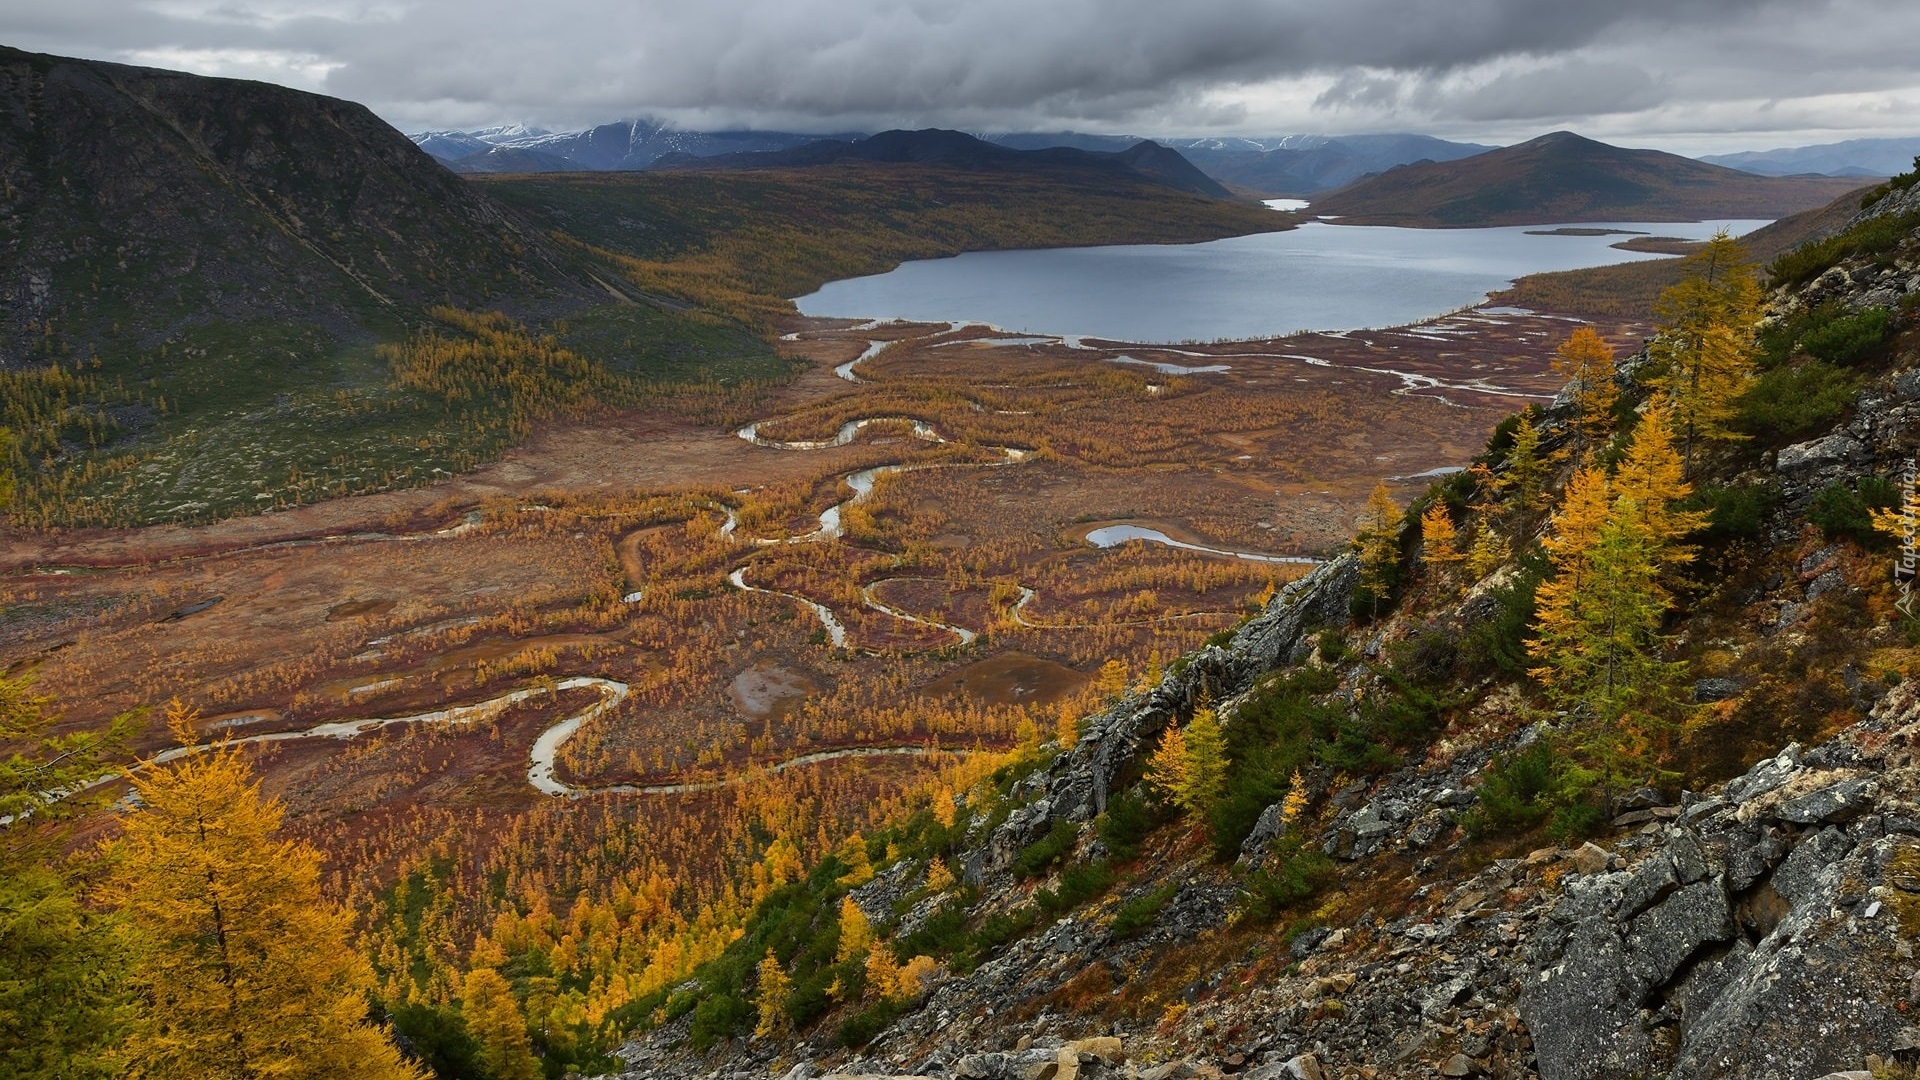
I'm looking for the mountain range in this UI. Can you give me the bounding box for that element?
[648,128,1236,198]
[1700,136,1920,178]
[1308,131,1873,226]
[410,122,1493,195]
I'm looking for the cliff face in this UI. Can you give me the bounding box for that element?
[611,176,1920,1080]
[0,45,593,365]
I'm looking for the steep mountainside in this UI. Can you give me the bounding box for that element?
[608,167,1920,1080]
[0,44,596,365]
[651,129,1238,200]
[1311,131,1869,226]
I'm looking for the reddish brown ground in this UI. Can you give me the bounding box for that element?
[1,301,1634,943]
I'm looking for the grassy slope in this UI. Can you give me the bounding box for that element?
[1311,132,1867,228]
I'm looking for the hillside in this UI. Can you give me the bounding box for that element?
[0,46,789,528]
[607,165,1920,1080]
[1490,182,1878,319]
[1311,130,1868,226]
[0,45,600,361]
[651,129,1237,200]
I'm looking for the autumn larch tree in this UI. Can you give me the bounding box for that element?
[1609,400,1708,581]
[1146,708,1227,820]
[461,967,539,1080]
[1419,502,1461,568]
[1354,481,1403,617]
[1550,328,1620,466]
[0,673,137,1080]
[1498,411,1551,541]
[97,730,424,1080]
[752,950,790,1039]
[1649,231,1761,470]
[1529,471,1687,733]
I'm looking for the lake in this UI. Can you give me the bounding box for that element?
[795,218,1769,343]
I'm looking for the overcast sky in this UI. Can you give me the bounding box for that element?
[2,0,1915,153]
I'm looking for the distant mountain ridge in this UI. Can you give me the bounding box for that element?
[1701,136,1919,178]
[411,120,858,174]
[651,128,1238,199]
[1310,130,1872,226]
[409,120,1493,195]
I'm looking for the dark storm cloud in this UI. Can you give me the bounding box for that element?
[0,0,1914,147]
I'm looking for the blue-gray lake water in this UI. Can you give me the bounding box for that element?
[795,219,1769,343]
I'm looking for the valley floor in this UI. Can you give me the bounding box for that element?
[0,302,1641,1055]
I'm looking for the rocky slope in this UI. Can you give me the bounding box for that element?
[603,167,1920,1080]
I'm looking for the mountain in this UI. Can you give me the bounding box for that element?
[0,46,788,526]
[0,44,596,365]
[1701,136,1919,177]
[653,128,1237,199]
[1175,133,1495,196]
[410,119,859,173]
[412,121,1488,195]
[1310,130,1872,226]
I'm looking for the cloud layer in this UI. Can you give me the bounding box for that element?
[2,0,1916,150]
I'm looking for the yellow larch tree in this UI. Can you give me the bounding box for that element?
[1551,327,1620,465]
[1354,481,1403,615]
[1420,502,1461,567]
[924,857,956,893]
[834,897,873,964]
[1610,400,1708,576]
[862,944,899,1002]
[1146,709,1227,820]
[97,738,424,1080]
[1466,519,1506,578]
[1649,231,1761,469]
[752,950,790,1039]
[1530,468,1685,727]
[1499,411,1551,540]
[1055,701,1081,749]
[461,967,538,1080]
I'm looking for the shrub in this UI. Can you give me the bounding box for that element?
[835,998,908,1048]
[688,992,751,1051]
[1036,860,1116,915]
[1465,742,1559,836]
[1242,838,1335,922]
[1461,552,1546,678]
[1684,482,1779,544]
[1800,307,1891,367]
[1110,884,1179,940]
[1013,819,1078,878]
[1808,476,1901,545]
[1096,788,1164,862]
[1736,361,1858,441]
[1769,209,1920,290]
[1316,628,1349,664]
